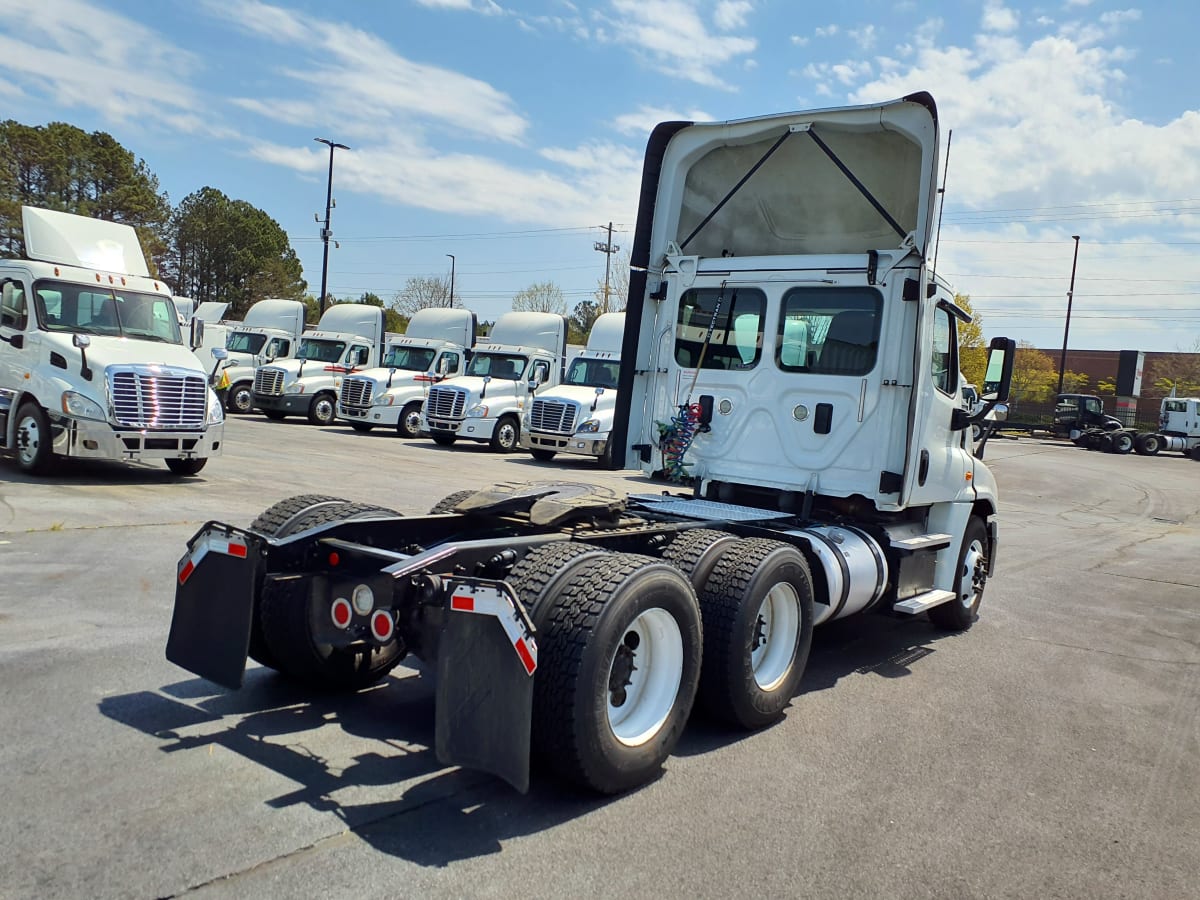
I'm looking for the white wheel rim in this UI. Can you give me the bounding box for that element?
[17,416,41,466]
[750,582,801,691]
[606,607,683,747]
[316,399,333,420]
[233,389,251,411]
[960,539,986,609]
[404,410,422,434]
[499,423,515,447]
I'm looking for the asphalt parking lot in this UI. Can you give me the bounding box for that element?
[2,418,1198,899]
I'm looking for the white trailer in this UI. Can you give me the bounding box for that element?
[251,303,385,426]
[335,307,477,437]
[521,312,624,465]
[0,207,225,476]
[422,311,569,452]
[166,93,1014,796]
[218,299,307,414]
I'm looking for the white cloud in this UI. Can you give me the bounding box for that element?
[206,0,528,144]
[982,1,1019,33]
[815,25,840,38]
[603,0,757,90]
[1099,9,1142,27]
[0,0,207,130]
[612,105,714,137]
[412,0,504,13]
[848,24,878,50]
[790,35,810,46]
[714,1,753,31]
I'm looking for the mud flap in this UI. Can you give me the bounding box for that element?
[165,526,258,691]
[435,579,537,793]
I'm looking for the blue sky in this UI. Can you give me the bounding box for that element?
[2,0,1198,352]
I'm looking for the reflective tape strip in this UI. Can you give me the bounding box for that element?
[178,533,250,585]
[447,582,538,675]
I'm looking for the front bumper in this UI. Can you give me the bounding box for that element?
[525,430,608,458]
[51,413,223,461]
[253,393,310,414]
[338,403,401,426]
[425,416,497,440]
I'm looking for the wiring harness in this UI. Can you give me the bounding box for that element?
[657,403,703,482]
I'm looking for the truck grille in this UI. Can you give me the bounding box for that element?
[530,399,578,434]
[340,377,372,409]
[427,386,466,420]
[254,367,284,396]
[108,369,207,429]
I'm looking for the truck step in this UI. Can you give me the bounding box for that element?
[889,532,952,552]
[893,589,956,615]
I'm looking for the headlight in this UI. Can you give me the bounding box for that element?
[207,391,225,424]
[373,394,395,407]
[61,391,105,421]
[286,382,305,394]
[576,418,602,434]
[466,405,489,418]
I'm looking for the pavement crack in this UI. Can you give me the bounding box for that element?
[1019,635,1200,666]
[1096,570,1200,590]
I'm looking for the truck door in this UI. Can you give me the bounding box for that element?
[0,276,33,391]
[901,297,971,506]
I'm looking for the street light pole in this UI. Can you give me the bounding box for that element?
[446,254,455,308]
[315,137,349,315]
[1057,235,1082,395]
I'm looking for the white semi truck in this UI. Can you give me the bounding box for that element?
[522,311,624,466]
[218,299,307,414]
[166,93,1014,796]
[422,310,569,452]
[335,307,477,436]
[251,303,386,426]
[0,207,224,476]
[1089,396,1200,458]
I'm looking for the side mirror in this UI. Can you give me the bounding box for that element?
[212,347,228,360]
[190,317,205,351]
[73,333,91,350]
[982,337,1015,403]
[438,357,450,376]
[528,375,542,392]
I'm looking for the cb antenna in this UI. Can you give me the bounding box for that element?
[931,129,953,275]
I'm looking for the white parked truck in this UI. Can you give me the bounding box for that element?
[522,312,624,465]
[1096,396,1200,458]
[336,307,477,436]
[252,303,385,426]
[217,299,307,414]
[422,310,568,452]
[166,93,1014,797]
[0,207,224,476]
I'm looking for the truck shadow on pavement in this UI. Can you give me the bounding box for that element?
[98,613,960,867]
[0,455,209,485]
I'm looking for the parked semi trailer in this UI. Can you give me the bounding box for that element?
[166,93,1014,794]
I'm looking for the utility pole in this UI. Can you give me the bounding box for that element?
[446,254,456,308]
[1057,235,1082,395]
[315,137,349,315]
[593,222,620,314]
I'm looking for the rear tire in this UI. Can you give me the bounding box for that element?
[928,516,989,632]
[428,489,478,514]
[1111,432,1134,454]
[431,430,457,446]
[489,415,520,452]
[695,538,814,729]
[397,402,423,439]
[166,458,207,476]
[531,554,702,794]
[507,541,612,625]
[1135,433,1163,456]
[530,448,557,462]
[660,528,738,591]
[307,392,336,426]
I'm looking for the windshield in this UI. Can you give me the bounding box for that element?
[565,357,620,389]
[383,346,435,372]
[466,352,526,380]
[227,331,267,354]
[297,338,346,363]
[34,280,182,344]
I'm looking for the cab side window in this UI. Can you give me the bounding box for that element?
[267,338,290,358]
[350,346,370,367]
[931,307,958,395]
[531,360,550,383]
[1,282,28,330]
[438,351,461,374]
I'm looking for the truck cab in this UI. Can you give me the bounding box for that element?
[521,312,624,465]
[336,307,476,437]
[216,299,306,414]
[252,303,384,426]
[0,207,224,476]
[422,311,568,452]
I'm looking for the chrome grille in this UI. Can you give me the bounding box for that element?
[426,386,466,420]
[340,377,372,409]
[530,399,577,434]
[254,367,284,396]
[108,369,207,429]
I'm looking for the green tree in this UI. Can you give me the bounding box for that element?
[1009,341,1058,407]
[391,275,453,317]
[167,187,306,318]
[570,299,600,344]
[0,119,171,271]
[512,280,566,314]
[1148,343,1200,396]
[954,293,987,387]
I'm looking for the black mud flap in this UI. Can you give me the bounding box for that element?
[165,525,259,691]
[435,579,537,793]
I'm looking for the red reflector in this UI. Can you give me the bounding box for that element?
[371,610,394,642]
[227,542,247,558]
[331,598,352,628]
[328,552,340,567]
[178,560,195,585]
[514,638,536,675]
[450,595,474,612]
